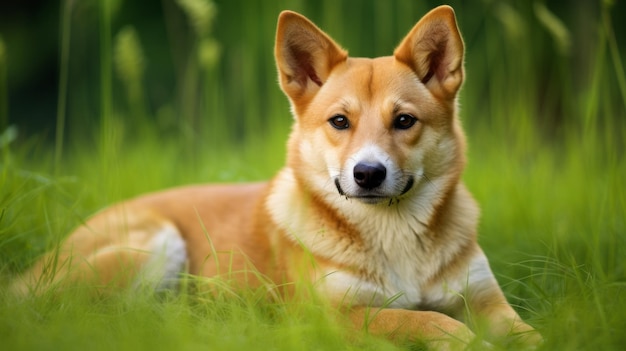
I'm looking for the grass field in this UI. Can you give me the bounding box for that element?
[1,1,625,350]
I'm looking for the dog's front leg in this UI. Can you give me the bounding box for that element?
[348,306,477,350]
[466,285,543,348]
[465,265,543,348]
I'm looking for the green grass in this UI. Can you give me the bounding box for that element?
[1,0,625,350]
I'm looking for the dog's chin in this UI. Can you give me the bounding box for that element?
[334,176,415,205]
[352,196,390,205]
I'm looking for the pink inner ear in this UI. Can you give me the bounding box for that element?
[288,46,323,87]
[305,65,323,87]
[421,65,435,84]
[423,46,447,84]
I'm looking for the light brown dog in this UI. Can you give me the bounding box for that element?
[14,6,541,350]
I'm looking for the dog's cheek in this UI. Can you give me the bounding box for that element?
[297,131,340,181]
[392,127,426,172]
[421,133,461,178]
[403,145,426,177]
[319,136,343,179]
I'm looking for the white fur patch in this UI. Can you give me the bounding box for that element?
[319,270,385,306]
[133,224,187,291]
[466,252,497,288]
[421,251,496,315]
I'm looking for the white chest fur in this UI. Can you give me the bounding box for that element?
[316,207,470,310]
[266,168,482,311]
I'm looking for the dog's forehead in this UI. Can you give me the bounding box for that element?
[326,56,423,105]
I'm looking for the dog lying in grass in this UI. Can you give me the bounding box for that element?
[13,6,542,350]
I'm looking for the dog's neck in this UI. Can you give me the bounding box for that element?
[265,165,475,257]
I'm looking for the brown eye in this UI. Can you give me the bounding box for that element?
[329,115,350,130]
[393,114,417,130]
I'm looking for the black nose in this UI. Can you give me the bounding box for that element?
[353,162,386,189]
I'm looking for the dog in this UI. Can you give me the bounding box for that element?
[13,6,541,350]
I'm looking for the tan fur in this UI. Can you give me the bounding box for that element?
[13,6,541,350]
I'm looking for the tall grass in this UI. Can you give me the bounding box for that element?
[1,0,624,350]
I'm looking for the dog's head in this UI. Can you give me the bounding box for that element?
[275,6,466,206]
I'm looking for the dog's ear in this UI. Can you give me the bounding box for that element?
[275,11,347,107]
[394,6,464,100]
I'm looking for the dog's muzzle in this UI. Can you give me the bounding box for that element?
[334,161,415,204]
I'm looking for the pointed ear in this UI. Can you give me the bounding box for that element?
[394,6,464,100]
[275,11,347,105]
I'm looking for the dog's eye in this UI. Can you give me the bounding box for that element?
[329,115,350,130]
[393,114,417,130]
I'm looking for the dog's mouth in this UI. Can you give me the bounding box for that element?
[334,176,415,205]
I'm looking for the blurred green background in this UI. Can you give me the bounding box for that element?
[1,0,624,147]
